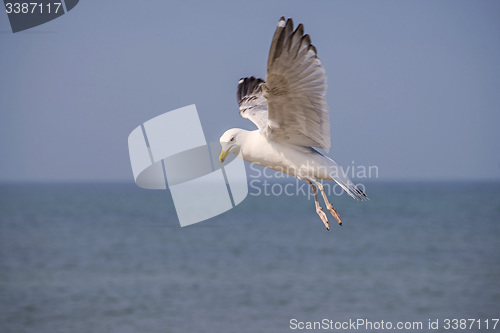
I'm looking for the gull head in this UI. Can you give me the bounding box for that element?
[219,128,244,163]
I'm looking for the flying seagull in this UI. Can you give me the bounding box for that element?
[219,17,368,230]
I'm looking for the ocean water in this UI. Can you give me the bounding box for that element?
[0,181,499,332]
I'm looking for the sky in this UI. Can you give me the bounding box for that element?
[0,0,499,182]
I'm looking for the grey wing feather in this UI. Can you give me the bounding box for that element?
[263,17,331,151]
[237,76,268,131]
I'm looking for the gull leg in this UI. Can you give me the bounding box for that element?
[308,181,329,230]
[312,180,342,226]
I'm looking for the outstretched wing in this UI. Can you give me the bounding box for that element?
[237,76,268,131]
[263,17,330,151]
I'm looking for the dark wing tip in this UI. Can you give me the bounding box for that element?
[237,76,265,105]
[308,44,318,56]
[302,34,311,45]
[268,17,296,69]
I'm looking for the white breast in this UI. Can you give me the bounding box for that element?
[239,130,334,180]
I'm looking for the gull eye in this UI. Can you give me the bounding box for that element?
[230,137,235,142]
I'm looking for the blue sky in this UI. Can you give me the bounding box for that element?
[1,0,499,181]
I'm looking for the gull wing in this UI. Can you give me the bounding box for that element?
[263,17,330,151]
[237,76,268,131]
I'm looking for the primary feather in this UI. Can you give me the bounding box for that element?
[237,77,268,131]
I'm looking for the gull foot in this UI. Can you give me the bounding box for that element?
[316,207,330,230]
[327,204,342,226]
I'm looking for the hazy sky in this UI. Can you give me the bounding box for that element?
[1,0,499,181]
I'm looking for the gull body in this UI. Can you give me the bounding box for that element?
[220,129,341,182]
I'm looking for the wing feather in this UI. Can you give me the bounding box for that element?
[237,77,268,131]
[263,17,330,151]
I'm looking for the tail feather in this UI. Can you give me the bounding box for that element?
[325,156,369,201]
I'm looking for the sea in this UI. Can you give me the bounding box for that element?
[0,180,499,333]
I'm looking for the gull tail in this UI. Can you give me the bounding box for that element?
[325,156,369,201]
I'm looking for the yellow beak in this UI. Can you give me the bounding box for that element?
[219,149,230,163]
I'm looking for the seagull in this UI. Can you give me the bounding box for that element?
[219,17,368,230]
